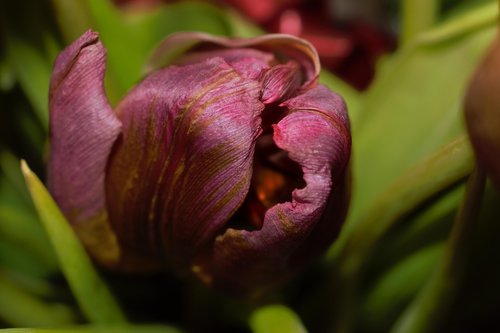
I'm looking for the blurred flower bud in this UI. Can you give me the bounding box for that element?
[465,32,500,191]
[48,30,351,295]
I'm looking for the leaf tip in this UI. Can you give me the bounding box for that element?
[20,159,32,180]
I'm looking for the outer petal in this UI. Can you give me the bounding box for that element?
[465,33,500,191]
[145,32,320,86]
[48,30,122,264]
[167,48,274,80]
[105,57,264,268]
[196,85,351,295]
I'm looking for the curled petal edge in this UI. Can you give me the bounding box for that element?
[144,31,320,86]
[194,85,351,295]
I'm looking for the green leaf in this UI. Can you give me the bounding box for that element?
[20,161,126,325]
[331,136,473,270]
[51,0,270,103]
[390,168,487,333]
[0,57,16,91]
[0,205,58,273]
[416,1,498,45]
[0,154,58,276]
[222,8,264,37]
[1,0,63,130]
[319,70,361,124]
[0,240,56,278]
[62,0,236,102]
[348,4,496,227]
[0,152,32,201]
[0,269,61,299]
[364,183,465,277]
[0,273,77,327]
[327,137,473,332]
[360,243,443,332]
[250,305,307,333]
[3,35,51,129]
[50,0,94,43]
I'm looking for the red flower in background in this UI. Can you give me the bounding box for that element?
[223,0,395,90]
[114,0,395,90]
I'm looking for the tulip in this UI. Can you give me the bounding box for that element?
[48,29,351,294]
[465,32,500,191]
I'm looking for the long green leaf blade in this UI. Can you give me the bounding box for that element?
[20,161,126,324]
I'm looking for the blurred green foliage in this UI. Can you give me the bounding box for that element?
[250,305,307,333]
[1,0,500,332]
[21,162,126,325]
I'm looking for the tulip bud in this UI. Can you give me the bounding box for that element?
[465,32,500,191]
[48,30,351,295]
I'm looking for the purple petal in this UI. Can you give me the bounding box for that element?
[465,35,500,190]
[260,61,302,104]
[47,30,122,264]
[196,85,351,294]
[170,48,274,80]
[145,32,320,86]
[105,57,264,267]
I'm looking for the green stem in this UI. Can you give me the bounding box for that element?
[328,136,474,332]
[331,136,473,273]
[414,1,498,46]
[390,167,486,333]
[401,0,439,44]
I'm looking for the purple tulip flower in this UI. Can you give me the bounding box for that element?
[48,30,351,295]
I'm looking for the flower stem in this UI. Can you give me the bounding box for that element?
[332,136,473,275]
[390,166,486,333]
[413,1,498,46]
[401,0,438,44]
[327,136,473,332]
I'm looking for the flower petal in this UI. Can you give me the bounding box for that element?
[168,48,274,80]
[260,61,302,104]
[465,34,500,190]
[47,30,122,264]
[145,32,320,86]
[197,85,351,294]
[105,57,264,268]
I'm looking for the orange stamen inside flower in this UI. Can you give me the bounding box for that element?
[231,136,305,231]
